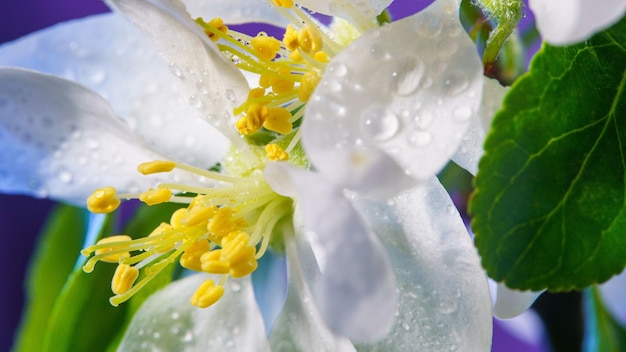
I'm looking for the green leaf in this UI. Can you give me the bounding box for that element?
[471,16,626,291]
[583,286,626,352]
[13,205,86,352]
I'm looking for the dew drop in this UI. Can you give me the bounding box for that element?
[361,108,400,142]
[416,12,443,38]
[453,106,472,121]
[437,299,458,314]
[59,170,73,184]
[326,80,342,92]
[408,131,432,147]
[225,89,236,102]
[189,95,202,109]
[171,311,180,320]
[168,62,183,78]
[153,332,161,339]
[390,56,425,96]
[230,281,241,292]
[443,73,469,96]
[369,43,389,60]
[327,62,347,77]
[446,204,456,214]
[413,112,433,130]
[196,80,209,95]
[87,139,100,150]
[181,331,194,343]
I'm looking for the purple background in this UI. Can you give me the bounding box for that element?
[0,1,550,351]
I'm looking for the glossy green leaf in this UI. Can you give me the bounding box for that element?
[583,286,626,352]
[471,16,626,291]
[13,205,86,352]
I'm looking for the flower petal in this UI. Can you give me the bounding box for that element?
[181,0,289,27]
[304,0,483,187]
[452,77,509,175]
[118,274,269,351]
[297,0,392,30]
[354,177,493,351]
[269,235,356,352]
[599,270,626,326]
[0,13,229,168]
[106,0,251,148]
[0,68,198,204]
[529,0,626,45]
[492,284,542,319]
[264,162,397,342]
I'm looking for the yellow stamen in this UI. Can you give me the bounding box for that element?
[297,25,323,53]
[87,186,120,213]
[200,250,230,274]
[191,279,224,308]
[264,107,293,134]
[111,263,139,295]
[208,207,247,240]
[180,205,217,227]
[266,144,289,161]
[283,25,299,51]
[139,188,173,206]
[95,235,132,263]
[298,70,321,102]
[236,103,268,135]
[314,51,329,63]
[250,34,282,61]
[180,239,211,271]
[169,208,187,228]
[272,0,293,8]
[137,160,177,175]
[202,17,228,42]
[147,222,175,253]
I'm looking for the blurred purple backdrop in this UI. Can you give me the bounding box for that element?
[0,1,547,351]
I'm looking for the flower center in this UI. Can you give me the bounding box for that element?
[81,1,354,309]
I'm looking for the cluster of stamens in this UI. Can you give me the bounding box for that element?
[81,0,345,309]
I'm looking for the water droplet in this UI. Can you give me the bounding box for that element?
[189,95,202,109]
[59,170,73,184]
[225,89,236,102]
[230,281,241,292]
[361,108,400,142]
[391,56,425,96]
[196,80,209,95]
[446,205,456,214]
[401,320,411,331]
[437,40,458,57]
[413,112,433,130]
[181,331,194,343]
[87,139,100,150]
[416,12,443,38]
[369,43,389,60]
[168,62,183,78]
[443,73,469,96]
[437,299,458,314]
[171,311,180,320]
[408,131,432,147]
[153,332,161,339]
[328,62,347,77]
[453,106,472,121]
[325,80,342,92]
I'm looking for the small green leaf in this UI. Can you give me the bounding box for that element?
[583,286,626,352]
[471,16,626,291]
[13,205,86,352]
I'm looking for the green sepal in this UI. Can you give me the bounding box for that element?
[471,16,626,291]
[583,286,626,352]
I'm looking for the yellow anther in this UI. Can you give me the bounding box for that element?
[269,74,295,95]
[272,0,293,8]
[248,87,266,100]
[137,160,176,175]
[87,186,120,213]
[203,17,228,42]
[297,25,323,53]
[221,232,258,278]
[314,51,329,63]
[170,208,187,228]
[251,34,282,61]
[147,222,174,253]
[298,71,321,102]
[180,239,211,271]
[208,207,247,240]
[236,103,268,135]
[288,50,303,62]
[190,279,224,308]
[95,235,133,263]
[263,107,293,135]
[230,255,258,278]
[259,74,271,89]
[283,25,299,51]
[111,263,139,295]
[200,250,230,274]
[266,144,289,161]
[180,206,217,227]
[139,188,172,206]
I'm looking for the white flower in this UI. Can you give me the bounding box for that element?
[529,0,626,45]
[0,0,496,350]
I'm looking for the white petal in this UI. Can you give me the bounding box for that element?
[0,13,229,168]
[266,162,396,342]
[182,0,289,27]
[493,284,542,319]
[297,0,392,30]
[269,236,356,352]
[529,0,626,45]
[0,68,196,204]
[355,177,492,351]
[599,270,626,326]
[495,310,546,346]
[452,77,509,175]
[118,274,269,351]
[107,0,252,149]
[304,0,483,186]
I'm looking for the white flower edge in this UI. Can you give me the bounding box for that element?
[117,274,271,351]
[529,0,626,45]
[303,0,483,195]
[0,13,229,169]
[0,68,205,204]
